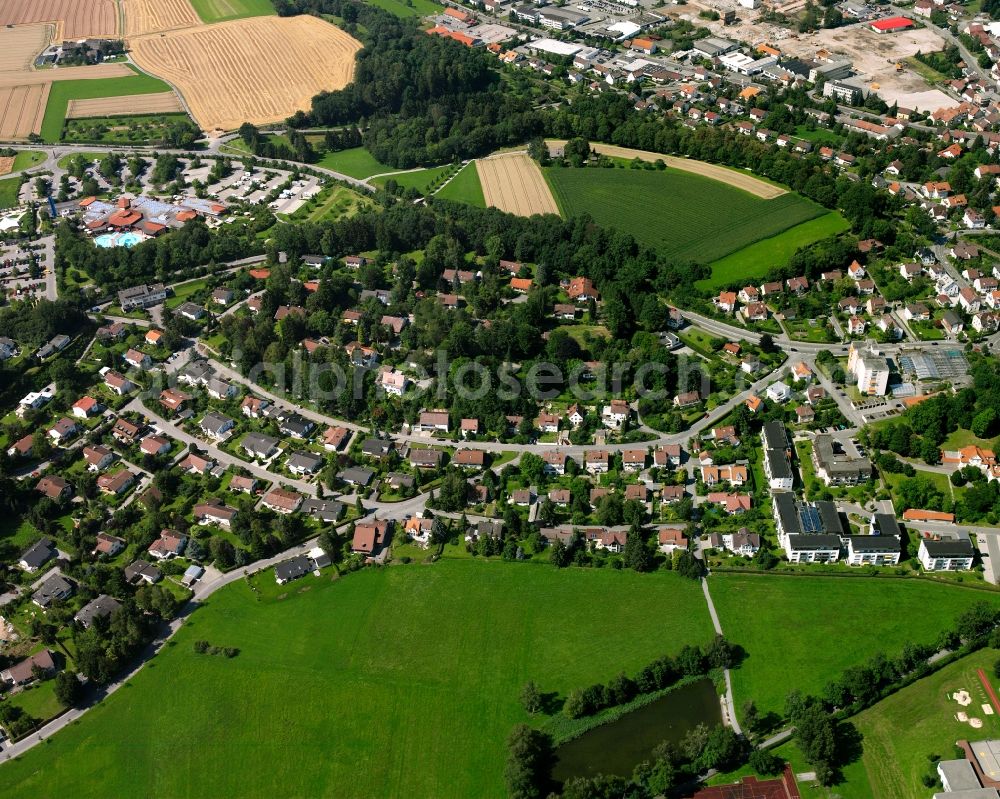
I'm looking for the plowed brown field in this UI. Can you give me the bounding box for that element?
[123,0,201,37]
[477,153,559,216]
[0,24,54,73]
[0,0,118,40]
[129,15,361,131]
[67,91,184,118]
[0,83,50,138]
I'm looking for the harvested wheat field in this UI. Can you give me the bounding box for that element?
[123,0,201,37]
[547,140,786,200]
[0,0,118,40]
[0,63,133,89]
[129,15,361,131]
[0,84,50,138]
[0,157,15,176]
[67,91,184,118]
[0,24,55,73]
[477,153,559,216]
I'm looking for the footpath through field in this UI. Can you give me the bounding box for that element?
[546,139,787,200]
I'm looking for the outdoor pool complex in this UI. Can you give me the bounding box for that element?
[95,231,145,248]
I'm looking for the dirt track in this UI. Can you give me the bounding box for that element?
[67,92,184,118]
[0,83,50,138]
[129,15,362,131]
[123,0,201,37]
[547,140,786,200]
[0,0,118,40]
[0,24,54,73]
[0,63,133,89]
[477,153,559,216]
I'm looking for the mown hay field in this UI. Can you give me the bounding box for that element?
[0,24,54,73]
[129,15,362,131]
[544,165,825,264]
[66,91,184,118]
[123,0,202,36]
[477,153,559,216]
[0,0,118,40]
[0,84,50,138]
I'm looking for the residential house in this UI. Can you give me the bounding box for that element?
[148,529,187,560]
[19,538,56,572]
[97,469,135,496]
[92,532,125,558]
[194,501,238,528]
[262,488,303,514]
[75,594,122,628]
[918,538,975,571]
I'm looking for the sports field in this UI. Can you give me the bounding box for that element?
[0,562,715,798]
[38,70,174,142]
[477,153,559,216]
[436,161,485,206]
[698,212,851,290]
[129,15,361,131]
[710,574,1000,720]
[544,166,825,264]
[846,650,1000,799]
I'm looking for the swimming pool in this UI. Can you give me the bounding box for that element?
[94,231,145,248]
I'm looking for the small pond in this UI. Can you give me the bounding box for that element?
[552,677,722,784]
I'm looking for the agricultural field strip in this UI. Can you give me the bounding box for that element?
[128,15,361,131]
[0,83,50,138]
[546,139,787,199]
[123,0,202,37]
[0,157,14,177]
[0,0,119,40]
[0,64,133,89]
[66,92,184,118]
[544,166,821,264]
[477,153,559,216]
[0,24,55,73]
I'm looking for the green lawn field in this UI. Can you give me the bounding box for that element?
[0,562,714,798]
[436,161,485,206]
[543,166,826,265]
[10,151,45,171]
[0,177,22,209]
[850,649,1000,799]
[189,0,276,24]
[710,574,1000,720]
[373,164,454,193]
[365,0,442,17]
[40,71,174,143]
[317,147,394,179]
[698,212,851,291]
[280,185,372,223]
